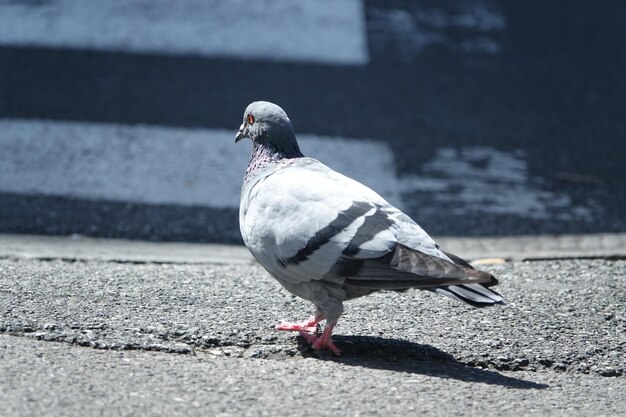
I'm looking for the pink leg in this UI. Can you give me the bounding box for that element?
[299,323,341,356]
[275,315,321,334]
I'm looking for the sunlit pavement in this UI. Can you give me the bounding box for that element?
[1,234,624,416]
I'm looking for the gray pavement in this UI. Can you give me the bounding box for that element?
[0,234,624,416]
[0,335,622,417]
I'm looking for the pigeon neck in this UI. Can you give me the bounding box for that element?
[245,141,303,181]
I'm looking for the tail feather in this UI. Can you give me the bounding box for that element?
[337,243,505,307]
[435,283,504,307]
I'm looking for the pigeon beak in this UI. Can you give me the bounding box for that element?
[235,123,246,143]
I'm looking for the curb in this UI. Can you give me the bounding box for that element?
[1,233,625,265]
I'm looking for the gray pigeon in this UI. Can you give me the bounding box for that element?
[236,101,503,355]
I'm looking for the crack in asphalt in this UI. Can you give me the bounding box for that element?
[1,324,623,377]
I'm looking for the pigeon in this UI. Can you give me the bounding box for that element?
[236,101,503,355]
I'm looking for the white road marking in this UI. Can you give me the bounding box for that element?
[0,0,368,65]
[400,147,593,220]
[0,120,593,221]
[0,119,402,209]
[368,3,504,59]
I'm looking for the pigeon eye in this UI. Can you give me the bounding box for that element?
[247,114,255,125]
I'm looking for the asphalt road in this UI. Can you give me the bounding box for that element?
[1,242,624,416]
[1,334,622,417]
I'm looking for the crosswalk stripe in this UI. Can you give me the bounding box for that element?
[0,0,368,65]
[0,119,403,209]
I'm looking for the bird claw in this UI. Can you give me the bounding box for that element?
[275,316,320,334]
[299,330,341,356]
[276,317,340,356]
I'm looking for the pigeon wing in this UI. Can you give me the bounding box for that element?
[240,158,397,284]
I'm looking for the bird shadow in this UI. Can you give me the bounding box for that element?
[296,335,548,390]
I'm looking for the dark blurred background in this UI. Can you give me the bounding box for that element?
[0,0,624,243]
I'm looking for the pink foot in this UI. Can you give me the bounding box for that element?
[275,316,320,334]
[299,325,341,356]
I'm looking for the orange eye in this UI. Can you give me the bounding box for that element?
[247,114,255,125]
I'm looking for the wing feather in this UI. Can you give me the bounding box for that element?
[337,243,496,289]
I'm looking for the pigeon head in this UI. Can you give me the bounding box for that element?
[235,101,302,157]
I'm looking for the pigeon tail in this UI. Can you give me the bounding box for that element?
[342,243,500,290]
[434,283,505,307]
[434,249,504,307]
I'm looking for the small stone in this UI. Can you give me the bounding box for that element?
[514,358,529,366]
[600,368,618,377]
[208,348,223,356]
